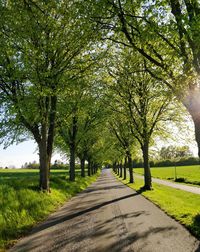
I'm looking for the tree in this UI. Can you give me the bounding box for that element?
[0,0,98,191]
[160,145,193,160]
[96,0,200,157]
[106,50,176,189]
[56,65,107,180]
[109,114,135,183]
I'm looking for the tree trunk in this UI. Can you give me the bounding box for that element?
[127,152,134,183]
[38,95,57,192]
[123,157,127,180]
[183,91,200,157]
[94,164,98,173]
[80,158,85,177]
[39,143,50,192]
[39,123,50,192]
[113,162,117,173]
[91,162,94,175]
[194,119,200,159]
[142,142,152,190]
[69,114,78,181]
[69,145,75,181]
[119,161,123,177]
[88,159,91,176]
[189,113,200,158]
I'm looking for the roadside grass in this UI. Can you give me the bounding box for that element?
[0,169,99,251]
[134,165,200,185]
[115,173,200,239]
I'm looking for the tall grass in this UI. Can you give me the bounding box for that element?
[0,169,99,250]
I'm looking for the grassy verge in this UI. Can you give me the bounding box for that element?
[114,172,200,239]
[0,169,100,251]
[134,165,200,186]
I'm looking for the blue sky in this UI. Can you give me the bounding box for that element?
[0,119,198,168]
[0,140,64,168]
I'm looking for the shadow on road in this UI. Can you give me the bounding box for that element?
[10,169,200,252]
[29,192,138,235]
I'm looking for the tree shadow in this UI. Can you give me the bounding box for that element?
[9,169,200,252]
[28,192,139,235]
[84,184,125,192]
[191,214,200,241]
[10,215,179,252]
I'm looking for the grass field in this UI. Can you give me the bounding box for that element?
[0,168,99,251]
[134,165,200,185]
[115,173,200,239]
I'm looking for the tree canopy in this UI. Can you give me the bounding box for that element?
[0,0,199,191]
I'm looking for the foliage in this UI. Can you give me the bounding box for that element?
[50,160,67,170]
[159,145,193,159]
[133,156,200,168]
[0,0,101,190]
[21,161,39,169]
[96,0,200,156]
[0,169,99,250]
[105,48,179,189]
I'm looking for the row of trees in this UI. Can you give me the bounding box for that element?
[0,0,199,191]
[159,145,193,160]
[0,1,107,191]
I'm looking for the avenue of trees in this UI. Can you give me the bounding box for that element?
[0,0,199,191]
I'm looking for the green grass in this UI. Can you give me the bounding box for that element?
[115,172,200,239]
[134,165,200,185]
[0,169,99,251]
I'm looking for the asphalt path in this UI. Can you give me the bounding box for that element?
[10,169,200,252]
[135,174,200,195]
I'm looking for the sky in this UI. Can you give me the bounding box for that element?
[0,140,65,168]
[0,116,198,168]
[0,137,198,168]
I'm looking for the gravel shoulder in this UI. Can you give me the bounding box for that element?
[10,169,200,252]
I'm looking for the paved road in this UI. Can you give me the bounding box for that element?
[135,174,200,195]
[10,169,200,252]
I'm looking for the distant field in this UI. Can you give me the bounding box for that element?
[134,165,200,185]
[0,168,68,179]
[0,168,98,250]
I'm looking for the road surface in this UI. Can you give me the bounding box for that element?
[10,169,200,252]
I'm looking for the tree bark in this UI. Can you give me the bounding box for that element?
[39,124,50,192]
[123,157,127,180]
[119,161,123,177]
[113,162,117,173]
[94,164,98,173]
[80,157,85,177]
[39,143,50,192]
[38,96,57,192]
[69,114,78,181]
[117,162,119,175]
[88,159,91,176]
[142,141,152,190]
[128,152,134,183]
[184,94,200,158]
[193,117,200,158]
[69,145,76,181]
[91,162,94,175]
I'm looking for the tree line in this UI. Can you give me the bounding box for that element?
[0,0,199,191]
